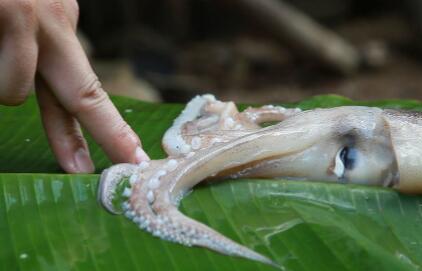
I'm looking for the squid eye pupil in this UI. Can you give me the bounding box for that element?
[340,146,357,170]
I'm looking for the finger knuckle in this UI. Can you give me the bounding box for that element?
[46,0,67,21]
[69,75,108,114]
[49,120,86,150]
[0,0,34,22]
[14,0,35,14]
[108,122,137,150]
[7,0,36,18]
[63,125,85,145]
[113,122,132,141]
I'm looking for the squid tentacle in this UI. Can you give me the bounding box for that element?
[100,123,317,267]
[162,94,302,158]
[101,157,279,266]
[98,163,139,214]
[99,94,422,267]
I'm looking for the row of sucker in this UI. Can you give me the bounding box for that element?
[117,152,277,267]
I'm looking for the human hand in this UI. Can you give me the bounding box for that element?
[0,0,150,173]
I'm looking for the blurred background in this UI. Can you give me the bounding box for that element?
[78,0,422,103]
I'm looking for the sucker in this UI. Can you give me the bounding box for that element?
[99,95,422,266]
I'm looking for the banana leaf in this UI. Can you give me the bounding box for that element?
[0,95,421,271]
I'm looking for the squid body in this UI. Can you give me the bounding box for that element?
[98,94,422,267]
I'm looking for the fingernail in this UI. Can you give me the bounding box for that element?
[74,148,95,173]
[135,146,150,164]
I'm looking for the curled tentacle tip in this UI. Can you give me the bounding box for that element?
[98,168,122,215]
[98,163,138,215]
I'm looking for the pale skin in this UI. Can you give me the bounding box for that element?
[0,0,150,173]
[99,95,422,266]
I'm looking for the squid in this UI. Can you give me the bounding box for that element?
[98,94,422,267]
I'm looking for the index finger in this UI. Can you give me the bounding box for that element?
[36,5,149,164]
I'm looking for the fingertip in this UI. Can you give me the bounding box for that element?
[130,129,150,163]
[74,147,95,173]
[58,147,95,174]
[135,146,150,164]
[108,129,150,164]
[59,158,78,174]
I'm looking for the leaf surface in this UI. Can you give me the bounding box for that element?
[1,95,421,271]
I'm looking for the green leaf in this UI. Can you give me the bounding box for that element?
[1,95,422,271]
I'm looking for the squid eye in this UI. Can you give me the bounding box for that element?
[333,146,357,178]
[339,146,357,170]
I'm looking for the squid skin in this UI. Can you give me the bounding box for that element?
[98,95,422,267]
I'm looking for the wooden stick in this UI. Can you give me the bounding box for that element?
[231,0,362,74]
